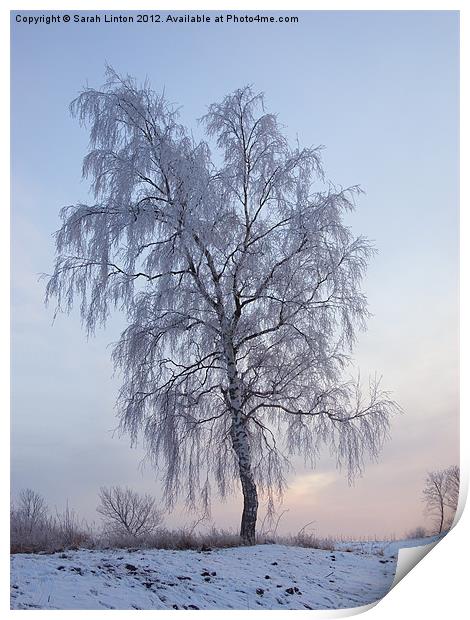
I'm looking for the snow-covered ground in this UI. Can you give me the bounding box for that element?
[10,538,438,610]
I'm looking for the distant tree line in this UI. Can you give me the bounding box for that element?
[12,465,459,553]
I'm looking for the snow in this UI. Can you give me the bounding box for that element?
[10,538,440,610]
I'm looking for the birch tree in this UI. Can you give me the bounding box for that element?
[423,466,460,533]
[47,68,399,544]
[423,470,448,534]
[443,465,460,513]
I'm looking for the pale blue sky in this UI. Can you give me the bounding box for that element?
[11,11,459,537]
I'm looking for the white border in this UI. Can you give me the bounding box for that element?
[3,2,466,618]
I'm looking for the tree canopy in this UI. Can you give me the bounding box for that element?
[47,68,399,542]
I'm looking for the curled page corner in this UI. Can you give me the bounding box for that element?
[453,478,467,525]
[390,483,465,593]
[329,601,378,618]
[391,537,442,590]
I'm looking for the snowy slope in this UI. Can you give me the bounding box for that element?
[10,540,435,610]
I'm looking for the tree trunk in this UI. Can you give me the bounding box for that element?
[231,419,259,545]
[221,319,258,544]
[239,468,259,544]
[438,500,444,534]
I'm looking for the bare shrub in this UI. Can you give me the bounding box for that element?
[151,526,241,551]
[100,529,143,549]
[100,524,242,551]
[16,489,48,532]
[258,508,290,542]
[272,522,336,551]
[405,526,428,540]
[97,486,163,538]
[10,489,93,553]
[10,489,54,553]
[281,532,336,551]
[54,502,92,548]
